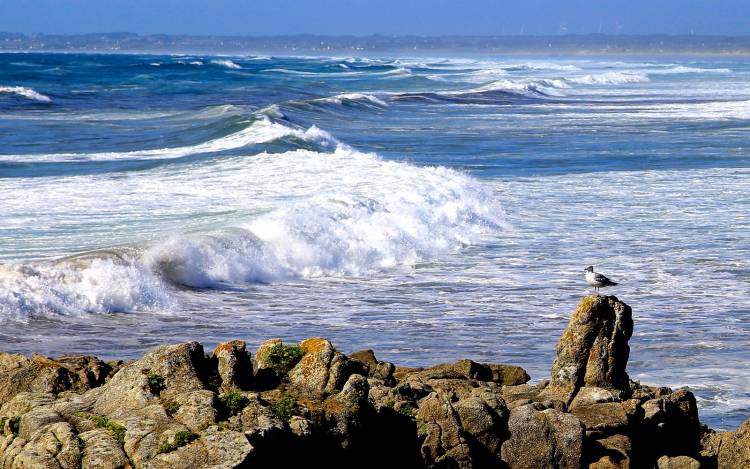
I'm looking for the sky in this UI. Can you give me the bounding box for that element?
[0,0,748,36]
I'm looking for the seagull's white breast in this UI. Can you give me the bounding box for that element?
[585,271,604,287]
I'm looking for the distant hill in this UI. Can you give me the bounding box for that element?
[2,32,749,55]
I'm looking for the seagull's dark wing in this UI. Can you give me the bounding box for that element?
[595,273,617,286]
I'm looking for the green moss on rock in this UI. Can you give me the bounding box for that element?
[271,395,296,421]
[157,430,199,454]
[267,343,305,376]
[76,412,126,445]
[163,399,181,416]
[219,390,249,416]
[399,403,415,417]
[146,371,166,394]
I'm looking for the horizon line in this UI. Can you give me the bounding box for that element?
[4,32,750,39]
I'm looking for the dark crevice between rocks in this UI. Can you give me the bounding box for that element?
[245,406,424,469]
[203,354,224,392]
[191,344,219,392]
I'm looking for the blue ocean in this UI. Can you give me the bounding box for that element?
[0,52,748,429]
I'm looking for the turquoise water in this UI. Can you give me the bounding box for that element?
[1,53,748,429]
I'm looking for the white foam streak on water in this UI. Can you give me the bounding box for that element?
[503,62,582,72]
[472,79,565,94]
[527,99,750,121]
[314,93,388,107]
[424,69,508,84]
[263,68,367,77]
[0,85,52,102]
[211,59,241,69]
[647,65,732,74]
[567,71,650,85]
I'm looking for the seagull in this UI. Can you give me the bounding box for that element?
[584,266,618,295]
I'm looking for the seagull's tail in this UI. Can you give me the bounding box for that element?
[607,281,618,286]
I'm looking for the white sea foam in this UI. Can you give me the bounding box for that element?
[0,127,503,317]
[0,85,52,102]
[461,68,510,83]
[344,57,380,64]
[211,59,241,69]
[536,99,750,121]
[568,71,650,85]
[167,153,494,284]
[262,67,408,78]
[471,78,565,95]
[505,62,581,72]
[262,68,366,77]
[174,60,204,66]
[650,65,732,74]
[473,79,542,93]
[382,66,412,77]
[391,59,429,68]
[637,99,750,120]
[0,257,174,319]
[257,104,286,119]
[316,93,388,107]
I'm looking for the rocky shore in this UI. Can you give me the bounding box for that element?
[0,295,747,469]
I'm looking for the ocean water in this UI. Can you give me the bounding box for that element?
[1,52,748,430]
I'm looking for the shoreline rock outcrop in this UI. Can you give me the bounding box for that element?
[542,295,633,406]
[0,295,746,468]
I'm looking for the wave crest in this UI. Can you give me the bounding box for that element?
[315,93,388,107]
[1,116,336,163]
[141,150,501,287]
[0,256,174,319]
[568,71,650,85]
[0,86,52,102]
[211,59,241,69]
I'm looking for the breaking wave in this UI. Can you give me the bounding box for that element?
[391,78,559,104]
[211,59,241,69]
[0,116,337,163]
[0,121,503,319]
[314,93,388,107]
[0,86,52,102]
[568,71,650,85]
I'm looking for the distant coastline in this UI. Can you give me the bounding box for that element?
[2,32,750,55]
